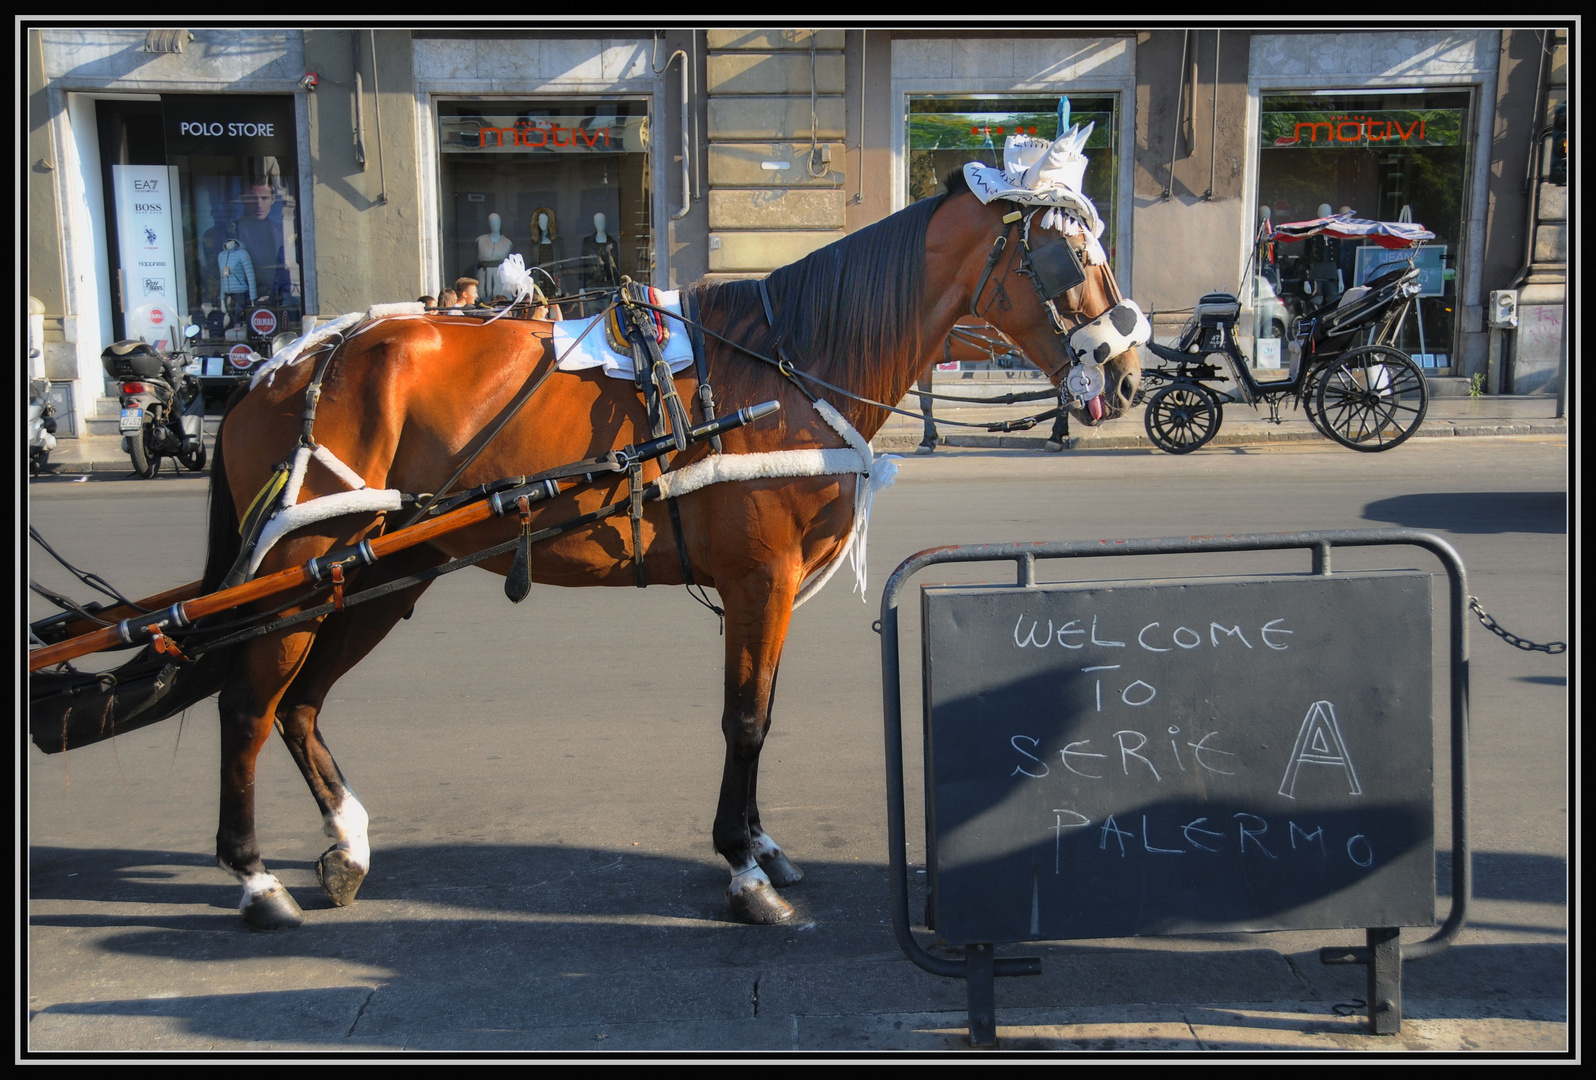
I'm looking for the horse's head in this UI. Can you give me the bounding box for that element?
[968,200,1143,426]
[932,154,1145,427]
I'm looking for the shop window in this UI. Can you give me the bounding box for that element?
[97,95,303,385]
[1254,90,1470,372]
[906,94,1119,263]
[437,99,651,316]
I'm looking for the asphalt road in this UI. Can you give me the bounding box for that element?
[23,436,1570,1057]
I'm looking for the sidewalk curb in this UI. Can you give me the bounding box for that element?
[30,419,1568,478]
[870,419,1568,454]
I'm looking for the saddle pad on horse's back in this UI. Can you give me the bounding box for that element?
[554,289,696,380]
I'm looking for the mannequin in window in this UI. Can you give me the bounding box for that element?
[529,207,561,288]
[218,238,257,328]
[233,179,293,305]
[582,212,621,291]
[1305,202,1343,305]
[476,213,514,299]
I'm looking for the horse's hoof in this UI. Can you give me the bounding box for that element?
[915,442,936,455]
[242,885,304,931]
[1042,440,1065,453]
[316,846,367,907]
[757,848,805,888]
[728,880,795,925]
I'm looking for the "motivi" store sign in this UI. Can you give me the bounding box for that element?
[439,114,647,154]
[1261,109,1462,149]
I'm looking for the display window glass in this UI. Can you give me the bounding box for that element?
[437,99,651,316]
[96,95,303,387]
[907,94,1119,262]
[1253,89,1470,372]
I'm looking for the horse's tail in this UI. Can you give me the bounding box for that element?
[29,385,252,755]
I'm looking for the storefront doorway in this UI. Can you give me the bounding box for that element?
[95,94,305,391]
[1254,89,1471,373]
[436,99,651,316]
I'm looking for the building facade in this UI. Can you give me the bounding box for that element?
[27,26,1568,438]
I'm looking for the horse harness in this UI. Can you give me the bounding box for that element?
[219,204,1145,624]
[610,281,723,593]
[226,284,730,616]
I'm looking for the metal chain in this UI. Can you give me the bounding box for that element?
[1469,596,1567,654]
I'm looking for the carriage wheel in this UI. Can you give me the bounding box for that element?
[1314,346,1429,452]
[1299,366,1333,438]
[1143,383,1223,454]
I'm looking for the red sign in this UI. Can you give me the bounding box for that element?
[149,307,166,325]
[228,344,257,370]
[251,308,278,335]
[479,123,612,149]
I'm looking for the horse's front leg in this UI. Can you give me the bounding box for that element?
[714,560,803,924]
[217,620,322,931]
[275,547,444,908]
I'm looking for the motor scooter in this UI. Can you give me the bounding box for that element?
[28,376,58,476]
[101,323,207,478]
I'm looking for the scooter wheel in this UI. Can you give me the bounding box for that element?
[129,426,160,479]
[179,438,208,472]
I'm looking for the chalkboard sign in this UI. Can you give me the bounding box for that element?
[922,572,1434,945]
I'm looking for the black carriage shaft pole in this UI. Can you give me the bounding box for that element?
[29,402,780,672]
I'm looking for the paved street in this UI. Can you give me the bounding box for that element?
[24,434,1570,1058]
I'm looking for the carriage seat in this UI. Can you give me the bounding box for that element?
[1174,293,1241,352]
[1293,265,1420,347]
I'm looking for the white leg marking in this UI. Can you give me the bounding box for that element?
[728,862,773,896]
[322,790,371,873]
[227,870,286,908]
[749,832,781,860]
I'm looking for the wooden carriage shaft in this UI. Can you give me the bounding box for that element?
[28,491,501,672]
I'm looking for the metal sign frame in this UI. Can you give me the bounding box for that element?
[878,529,1472,1047]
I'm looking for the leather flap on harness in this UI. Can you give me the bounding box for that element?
[1028,235,1087,299]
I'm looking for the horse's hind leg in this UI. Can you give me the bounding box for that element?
[916,368,939,454]
[275,547,443,907]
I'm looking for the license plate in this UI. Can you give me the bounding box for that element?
[119,407,143,433]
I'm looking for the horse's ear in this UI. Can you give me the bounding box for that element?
[942,168,971,197]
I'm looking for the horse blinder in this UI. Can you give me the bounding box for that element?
[1026,235,1087,302]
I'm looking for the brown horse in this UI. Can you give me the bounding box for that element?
[198,169,1142,930]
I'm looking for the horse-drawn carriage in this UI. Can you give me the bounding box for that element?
[29,126,1149,930]
[1138,213,1436,454]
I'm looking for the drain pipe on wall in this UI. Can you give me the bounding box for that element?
[1508,30,1552,290]
[368,29,388,205]
[1161,30,1190,201]
[1203,30,1219,201]
[352,33,366,171]
[655,37,694,221]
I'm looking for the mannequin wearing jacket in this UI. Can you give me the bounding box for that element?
[218,238,257,325]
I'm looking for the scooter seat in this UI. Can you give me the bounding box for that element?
[104,339,159,358]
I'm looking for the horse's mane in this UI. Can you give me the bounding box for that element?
[690,191,952,421]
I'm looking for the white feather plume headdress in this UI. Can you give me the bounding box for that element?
[961,122,1107,263]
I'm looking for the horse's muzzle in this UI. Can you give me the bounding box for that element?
[1072,354,1141,426]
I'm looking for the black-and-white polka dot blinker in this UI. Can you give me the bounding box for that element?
[1067,300,1151,368]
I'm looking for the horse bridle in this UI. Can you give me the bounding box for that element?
[970,205,1126,410]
